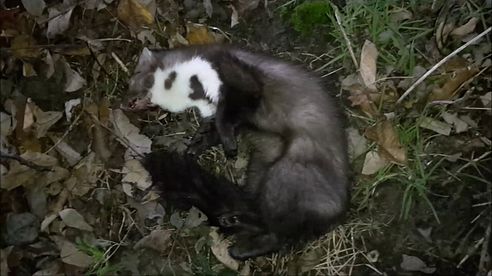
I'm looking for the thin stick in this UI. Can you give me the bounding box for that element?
[86,42,117,83]
[396,27,492,104]
[457,237,484,268]
[333,6,359,69]
[111,52,129,74]
[477,223,491,275]
[44,111,83,154]
[0,152,52,171]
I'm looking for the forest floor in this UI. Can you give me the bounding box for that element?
[0,0,491,275]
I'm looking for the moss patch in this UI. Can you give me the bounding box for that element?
[290,1,333,35]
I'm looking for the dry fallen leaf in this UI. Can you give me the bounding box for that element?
[233,0,260,14]
[32,260,61,276]
[30,104,63,138]
[419,117,451,136]
[480,92,491,106]
[49,135,82,166]
[1,151,63,188]
[184,207,208,228]
[0,112,14,138]
[210,229,239,271]
[451,17,479,37]
[117,0,154,29]
[229,5,240,28]
[38,167,70,188]
[4,212,39,245]
[441,112,468,133]
[360,40,379,91]
[111,109,152,160]
[348,93,380,118]
[40,213,58,232]
[136,30,157,45]
[65,152,103,196]
[435,19,455,51]
[22,151,59,166]
[59,208,94,231]
[84,102,112,162]
[134,229,173,252]
[42,50,56,78]
[400,254,436,274]
[21,0,46,17]
[342,74,381,118]
[428,59,478,102]
[365,120,407,164]
[63,60,86,92]
[128,199,165,226]
[168,32,190,48]
[347,89,380,118]
[0,161,37,190]
[346,127,368,159]
[85,0,111,10]
[23,102,35,131]
[203,0,213,18]
[26,184,47,218]
[122,159,152,190]
[0,246,13,275]
[64,98,81,121]
[186,23,217,45]
[362,150,388,175]
[11,34,41,59]
[46,7,74,39]
[57,238,92,268]
[22,62,37,77]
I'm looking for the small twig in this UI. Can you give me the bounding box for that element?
[375,76,415,83]
[111,52,129,74]
[321,67,344,78]
[208,26,233,42]
[86,42,117,83]
[429,89,474,105]
[0,152,52,172]
[396,27,492,104]
[44,111,83,154]
[478,170,492,275]
[333,6,359,69]
[457,237,484,268]
[477,223,491,275]
[456,151,491,175]
[92,37,133,43]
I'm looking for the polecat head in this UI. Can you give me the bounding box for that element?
[125,47,222,118]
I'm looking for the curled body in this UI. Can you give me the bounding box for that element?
[127,44,350,260]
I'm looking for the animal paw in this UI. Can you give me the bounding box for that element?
[228,233,280,260]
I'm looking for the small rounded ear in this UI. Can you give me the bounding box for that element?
[135,47,155,71]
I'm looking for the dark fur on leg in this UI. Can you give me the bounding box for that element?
[229,232,280,261]
[186,118,221,157]
[143,150,263,233]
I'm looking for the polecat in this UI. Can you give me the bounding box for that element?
[127,44,350,260]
